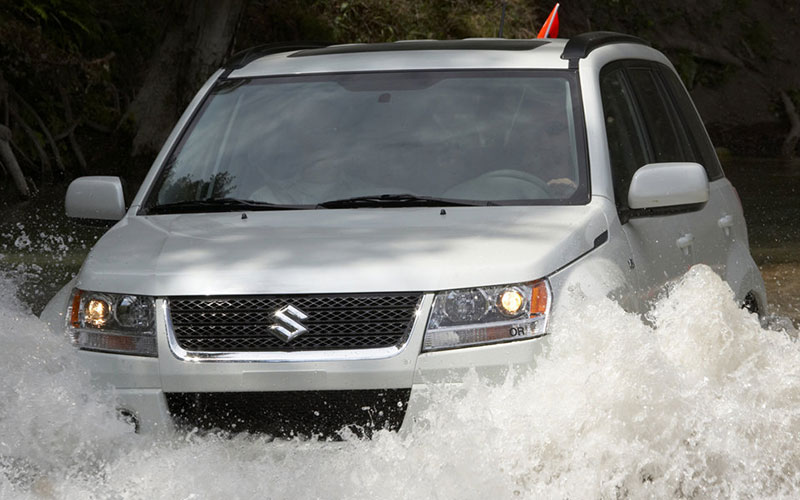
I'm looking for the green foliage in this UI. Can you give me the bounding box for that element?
[238,0,545,46]
[6,0,101,52]
[741,19,772,59]
[235,0,334,49]
[584,0,656,36]
[0,0,793,196]
[0,0,165,189]
[322,0,542,42]
[670,49,738,91]
[694,61,738,89]
[724,0,751,11]
[671,50,699,89]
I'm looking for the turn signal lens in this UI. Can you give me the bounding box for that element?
[69,290,82,328]
[530,280,549,316]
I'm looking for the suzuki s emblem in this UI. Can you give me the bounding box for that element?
[270,305,309,342]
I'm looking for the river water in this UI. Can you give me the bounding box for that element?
[1,159,799,498]
[0,266,799,498]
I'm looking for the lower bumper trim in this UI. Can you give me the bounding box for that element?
[165,389,410,438]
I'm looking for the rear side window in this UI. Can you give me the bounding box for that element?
[627,67,694,163]
[657,66,724,180]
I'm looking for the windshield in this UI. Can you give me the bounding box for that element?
[143,70,588,213]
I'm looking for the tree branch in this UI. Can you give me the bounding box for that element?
[0,125,31,197]
[83,120,113,134]
[54,121,80,141]
[11,109,53,184]
[10,137,37,167]
[780,91,800,160]
[86,52,116,67]
[10,89,65,175]
[59,88,87,173]
[0,73,8,127]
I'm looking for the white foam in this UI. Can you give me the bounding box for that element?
[1,266,799,498]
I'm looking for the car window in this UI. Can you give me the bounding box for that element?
[657,65,725,180]
[599,67,648,209]
[143,70,590,212]
[626,67,694,163]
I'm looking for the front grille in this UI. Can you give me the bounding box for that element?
[166,389,410,438]
[169,293,422,352]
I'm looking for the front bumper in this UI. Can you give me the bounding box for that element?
[75,295,548,435]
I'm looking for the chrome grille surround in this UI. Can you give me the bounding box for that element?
[165,293,424,363]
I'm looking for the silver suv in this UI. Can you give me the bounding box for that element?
[42,32,766,436]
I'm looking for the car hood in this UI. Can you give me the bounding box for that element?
[77,205,609,296]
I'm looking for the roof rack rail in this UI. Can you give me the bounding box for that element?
[288,39,548,58]
[221,42,331,77]
[561,31,649,68]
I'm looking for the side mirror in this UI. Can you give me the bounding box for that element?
[65,176,126,222]
[627,162,709,216]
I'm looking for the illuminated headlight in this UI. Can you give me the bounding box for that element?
[67,290,157,357]
[423,279,550,352]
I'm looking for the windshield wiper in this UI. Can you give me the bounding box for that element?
[317,194,494,209]
[144,198,311,215]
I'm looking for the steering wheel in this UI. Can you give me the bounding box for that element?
[445,169,551,200]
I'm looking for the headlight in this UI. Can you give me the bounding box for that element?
[423,279,550,352]
[67,290,157,357]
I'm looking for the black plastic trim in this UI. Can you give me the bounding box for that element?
[221,42,331,77]
[166,389,410,438]
[550,230,610,277]
[561,32,650,68]
[622,202,707,224]
[289,39,549,58]
[593,230,609,248]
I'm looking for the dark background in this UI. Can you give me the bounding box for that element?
[0,0,798,320]
[0,0,799,197]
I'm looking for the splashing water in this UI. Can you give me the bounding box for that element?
[0,211,103,315]
[0,266,799,499]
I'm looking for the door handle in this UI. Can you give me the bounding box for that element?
[676,233,694,256]
[718,214,734,236]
